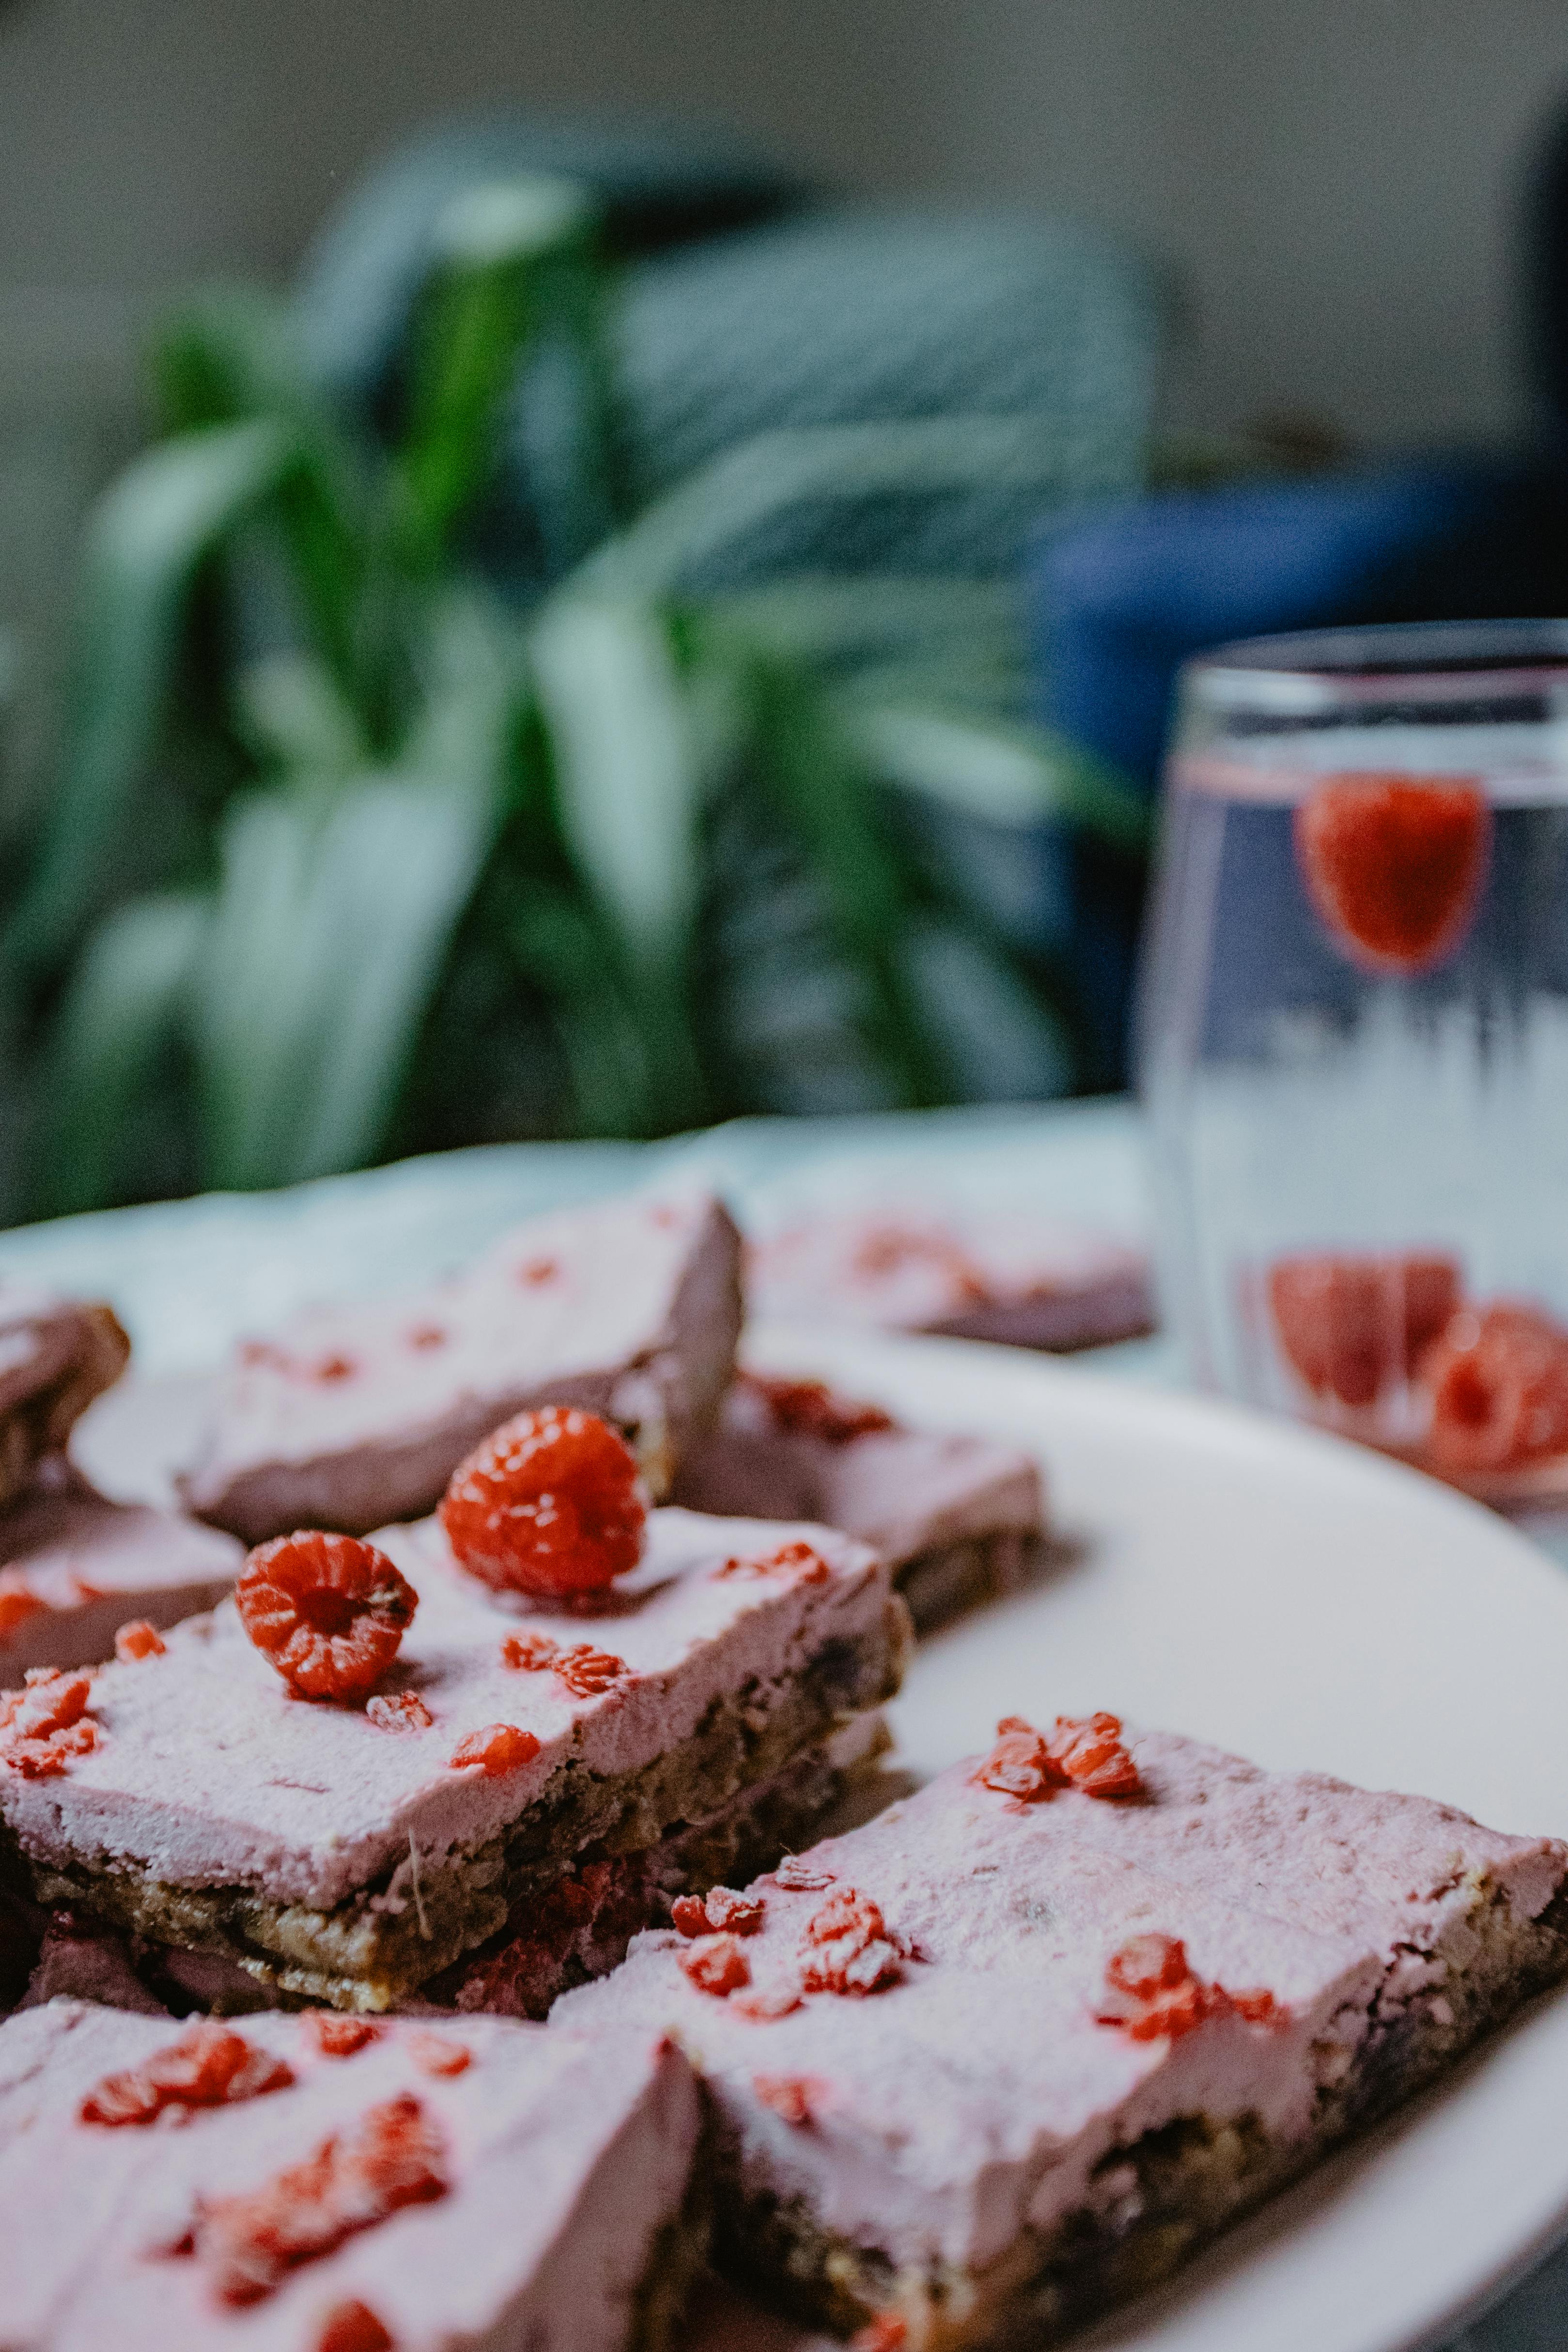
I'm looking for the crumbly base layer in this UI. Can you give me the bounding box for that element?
[715,1872,1568,2348]
[2,1610,905,2012]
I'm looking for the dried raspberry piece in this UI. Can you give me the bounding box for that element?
[772,1856,836,1893]
[366,1690,433,1732]
[1425,1302,1568,1472]
[718,1540,832,1587]
[318,2301,394,2352]
[114,1619,165,1662]
[753,2073,827,2125]
[731,1983,804,2022]
[0,1670,101,1779]
[1230,1987,1284,2025]
[849,2316,908,2352]
[0,1576,46,1641]
[554,1643,627,1698]
[440,1407,645,1602]
[1269,1253,1462,1409]
[680,1934,751,1996]
[407,2033,470,2078]
[799,1888,902,1997]
[751,1375,897,1446]
[672,1886,764,1938]
[1294,773,1491,975]
[1097,1935,1213,2043]
[80,2023,294,2126]
[974,1722,1061,1802]
[1045,1713,1142,1800]
[450,1722,541,1777]
[236,1532,418,1702]
[306,2014,381,2059]
[195,2094,446,2306]
[499,1630,559,1671]
[670,1894,710,1938]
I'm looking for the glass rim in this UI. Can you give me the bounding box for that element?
[1181,619,1568,715]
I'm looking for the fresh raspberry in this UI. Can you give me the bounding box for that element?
[0,1671,100,1779]
[407,2033,471,2077]
[1045,1713,1142,1799]
[317,2301,394,2352]
[80,2023,294,2126]
[849,2316,908,2352]
[751,1376,897,1445]
[499,1630,559,1671]
[1269,1253,1461,1409]
[672,1887,764,1938]
[0,1577,46,1642]
[1294,773,1491,975]
[305,2014,380,2058]
[450,1723,541,1777]
[553,1643,627,1698]
[114,1619,165,1662]
[440,1407,645,1601]
[771,1857,836,1892]
[194,2094,446,2306]
[800,1888,902,1997]
[236,1532,418,1702]
[1425,1302,1568,1472]
[680,1933,751,1996]
[366,1691,433,1732]
[753,2073,827,2125]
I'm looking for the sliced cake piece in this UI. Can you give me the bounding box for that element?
[0,1507,907,2015]
[139,1189,743,1543]
[0,1284,129,1508]
[0,1479,242,1676]
[0,1998,701,2352]
[559,1718,1568,2346]
[672,1376,1046,1630]
[749,1207,1152,1350]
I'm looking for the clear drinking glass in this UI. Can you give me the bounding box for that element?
[1140,620,1568,1508]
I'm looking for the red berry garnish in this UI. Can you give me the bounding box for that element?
[318,2301,394,2352]
[753,2073,827,2125]
[715,1540,832,1587]
[672,1886,764,1938]
[499,1630,559,1671]
[799,1888,902,1997]
[1294,773,1490,975]
[771,1856,835,1892]
[553,1643,627,1698]
[680,1934,752,1996]
[80,2023,293,2126]
[1269,1253,1461,1408]
[1231,1987,1284,2025]
[194,2094,446,2305]
[236,1532,418,1703]
[0,1670,100,1779]
[439,1407,645,1602]
[449,1722,541,1777]
[305,2014,380,2058]
[114,1619,165,1662]
[407,2033,470,2077]
[1097,1934,1211,2043]
[751,1376,897,1445]
[1425,1301,1568,1472]
[1046,1713,1142,1799]
[731,1983,803,2021]
[366,1690,433,1732]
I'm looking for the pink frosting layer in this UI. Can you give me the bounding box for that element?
[673,1379,1044,1567]
[749,1208,1152,1347]
[0,1507,891,1911]
[0,1999,698,2352]
[558,1727,1568,2276]
[174,1189,742,1540]
[0,1484,241,1675]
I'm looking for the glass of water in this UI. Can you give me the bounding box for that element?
[1140,620,1568,1509]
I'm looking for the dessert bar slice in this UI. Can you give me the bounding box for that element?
[673,1376,1046,1630]
[749,1208,1152,1351]
[0,1999,701,2352]
[0,1507,907,2014]
[161,1189,741,1541]
[0,1284,129,1508]
[0,1481,241,1676]
[559,1720,1568,2346]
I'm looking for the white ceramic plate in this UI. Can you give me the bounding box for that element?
[738,1322,1568,2352]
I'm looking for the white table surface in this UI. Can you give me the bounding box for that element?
[0,1091,1555,2351]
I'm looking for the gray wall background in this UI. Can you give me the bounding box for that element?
[2,0,1568,446]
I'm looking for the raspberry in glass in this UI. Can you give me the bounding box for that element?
[1294,773,1491,975]
[1269,1252,1461,1408]
[439,1407,645,1602]
[1425,1301,1568,1472]
[235,1532,418,1702]
[450,1723,542,1777]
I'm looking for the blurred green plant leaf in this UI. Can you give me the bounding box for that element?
[37,892,208,1216]
[8,419,300,974]
[847,702,1150,852]
[235,651,369,779]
